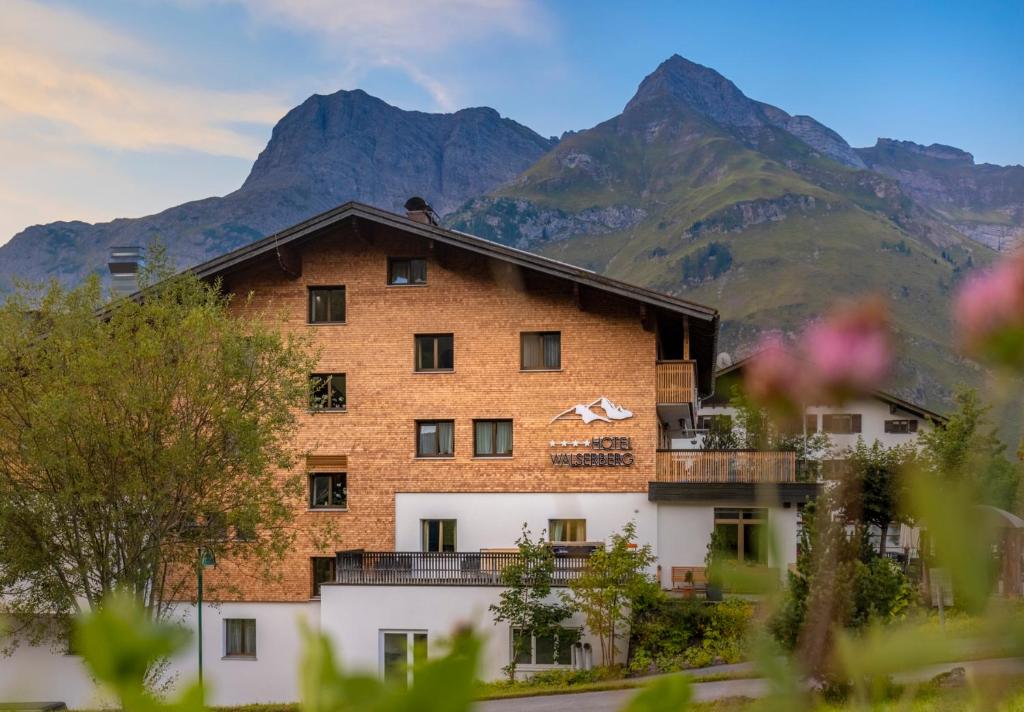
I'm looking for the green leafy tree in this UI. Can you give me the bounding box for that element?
[562,521,657,667]
[918,389,1022,511]
[489,525,576,681]
[838,439,917,555]
[0,263,316,662]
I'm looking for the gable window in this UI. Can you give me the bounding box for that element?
[225,619,256,658]
[310,373,346,410]
[381,630,427,686]
[388,258,427,286]
[474,419,513,457]
[884,419,918,434]
[713,508,767,564]
[521,332,561,370]
[821,413,861,434]
[549,519,586,543]
[415,334,454,371]
[512,627,577,667]
[416,421,454,457]
[422,519,456,552]
[309,287,346,323]
[311,557,336,598]
[310,473,347,509]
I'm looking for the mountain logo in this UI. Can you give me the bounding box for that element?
[550,397,634,425]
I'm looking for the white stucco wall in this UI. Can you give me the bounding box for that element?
[394,492,656,553]
[699,395,934,452]
[0,601,319,708]
[655,503,799,587]
[319,584,608,681]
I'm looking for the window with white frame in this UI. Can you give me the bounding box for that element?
[548,519,586,543]
[511,627,578,666]
[381,630,427,686]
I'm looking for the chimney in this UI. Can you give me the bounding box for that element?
[404,196,438,226]
[108,245,144,297]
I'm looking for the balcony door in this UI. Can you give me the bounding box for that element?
[380,630,427,686]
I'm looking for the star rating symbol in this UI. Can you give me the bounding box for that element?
[571,440,579,447]
[582,439,591,447]
[549,440,557,447]
[560,440,569,447]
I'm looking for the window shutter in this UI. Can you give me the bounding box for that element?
[852,414,862,433]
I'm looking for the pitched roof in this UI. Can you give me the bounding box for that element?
[184,201,721,394]
[710,354,948,423]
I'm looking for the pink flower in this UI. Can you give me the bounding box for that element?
[954,254,1024,368]
[745,335,804,415]
[802,298,892,401]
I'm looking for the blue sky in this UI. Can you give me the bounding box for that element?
[1,0,1021,244]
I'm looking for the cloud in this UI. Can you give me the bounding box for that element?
[0,0,288,157]
[190,0,549,109]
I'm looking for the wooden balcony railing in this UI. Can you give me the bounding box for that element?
[656,360,697,405]
[655,450,797,483]
[334,551,591,586]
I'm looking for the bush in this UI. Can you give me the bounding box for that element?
[628,591,753,674]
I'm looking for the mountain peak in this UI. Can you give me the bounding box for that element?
[625,54,765,128]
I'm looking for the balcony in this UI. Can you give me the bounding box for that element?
[655,450,797,483]
[656,360,696,405]
[334,550,591,586]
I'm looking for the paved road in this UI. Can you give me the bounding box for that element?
[474,658,1024,712]
[476,676,768,712]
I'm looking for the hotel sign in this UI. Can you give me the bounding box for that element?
[549,435,634,467]
[548,397,635,467]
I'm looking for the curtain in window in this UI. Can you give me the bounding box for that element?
[542,333,560,369]
[418,423,437,455]
[410,259,427,283]
[227,619,255,656]
[495,421,512,455]
[522,334,542,369]
[437,421,454,455]
[475,421,493,455]
[550,520,565,541]
[391,261,410,284]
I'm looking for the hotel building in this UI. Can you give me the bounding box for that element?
[2,202,818,706]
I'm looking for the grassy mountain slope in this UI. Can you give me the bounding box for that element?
[449,57,994,409]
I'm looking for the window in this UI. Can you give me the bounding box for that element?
[512,627,577,666]
[777,414,820,436]
[521,332,561,370]
[474,419,513,457]
[310,373,346,410]
[381,630,427,686]
[805,414,818,433]
[422,519,456,552]
[388,258,427,285]
[311,557,336,598]
[713,508,767,564]
[308,287,346,323]
[697,414,732,431]
[549,519,586,543]
[225,619,256,658]
[415,334,453,371]
[884,419,918,434]
[821,413,861,434]
[416,421,455,457]
[309,472,347,509]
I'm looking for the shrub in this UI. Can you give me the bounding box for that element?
[628,592,753,674]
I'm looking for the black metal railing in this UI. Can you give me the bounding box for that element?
[334,551,591,586]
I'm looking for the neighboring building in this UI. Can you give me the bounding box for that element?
[0,203,815,707]
[695,356,947,556]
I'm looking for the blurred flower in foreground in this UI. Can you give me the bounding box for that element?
[745,335,804,417]
[746,298,893,414]
[954,253,1024,370]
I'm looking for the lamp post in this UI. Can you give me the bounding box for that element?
[197,548,216,686]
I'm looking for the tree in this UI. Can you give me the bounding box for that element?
[562,521,657,667]
[838,439,917,555]
[0,264,316,660]
[918,389,1022,511]
[489,525,576,681]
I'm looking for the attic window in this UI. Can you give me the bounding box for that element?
[388,258,427,285]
